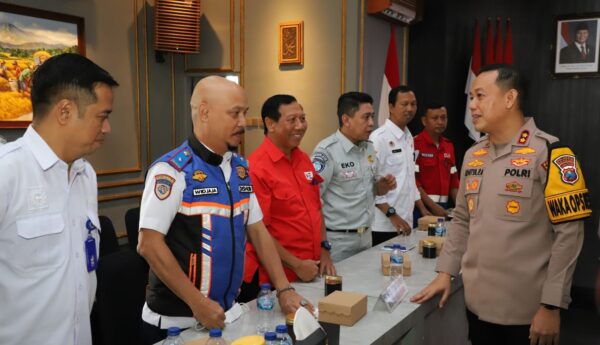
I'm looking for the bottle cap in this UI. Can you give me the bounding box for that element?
[209,328,222,337]
[166,327,180,336]
[264,331,277,340]
[392,243,402,249]
[437,217,444,222]
[276,324,288,333]
[260,283,271,290]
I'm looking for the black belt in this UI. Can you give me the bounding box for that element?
[326,227,368,233]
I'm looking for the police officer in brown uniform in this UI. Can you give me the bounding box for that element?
[412,65,591,345]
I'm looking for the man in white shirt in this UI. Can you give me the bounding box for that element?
[0,53,118,345]
[137,76,310,344]
[370,86,431,245]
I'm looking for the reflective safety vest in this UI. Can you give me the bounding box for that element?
[146,141,251,316]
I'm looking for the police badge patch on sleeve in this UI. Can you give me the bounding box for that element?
[545,146,591,224]
[154,174,175,200]
[312,151,328,173]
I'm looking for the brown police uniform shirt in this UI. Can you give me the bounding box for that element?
[436,117,584,325]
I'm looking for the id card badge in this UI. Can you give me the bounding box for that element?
[85,219,98,272]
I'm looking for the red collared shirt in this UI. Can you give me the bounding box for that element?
[414,130,459,202]
[244,137,323,284]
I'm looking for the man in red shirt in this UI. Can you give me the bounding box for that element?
[414,105,459,217]
[239,94,336,301]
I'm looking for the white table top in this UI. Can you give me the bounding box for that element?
[160,231,463,345]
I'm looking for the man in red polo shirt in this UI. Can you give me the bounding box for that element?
[414,105,459,217]
[238,94,336,301]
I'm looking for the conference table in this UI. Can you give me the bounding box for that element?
[157,231,469,345]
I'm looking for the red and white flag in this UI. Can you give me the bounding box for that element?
[378,24,400,126]
[504,18,513,64]
[494,17,504,63]
[484,18,495,65]
[464,19,481,141]
[560,20,571,49]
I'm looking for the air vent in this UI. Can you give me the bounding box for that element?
[154,0,201,53]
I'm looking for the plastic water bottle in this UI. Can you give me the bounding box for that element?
[390,244,403,278]
[162,327,184,345]
[206,328,227,345]
[256,283,275,334]
[435,217,446,237]
[264,331,278,345]
[275,324,293,345]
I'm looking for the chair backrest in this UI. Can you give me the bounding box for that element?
[99,215,120,257]
[91,249,149,345]
[124,207,141,251]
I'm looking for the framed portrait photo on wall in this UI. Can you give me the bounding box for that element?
[553,14,600,78]
[279,21,303,65]
[0,3,84,128]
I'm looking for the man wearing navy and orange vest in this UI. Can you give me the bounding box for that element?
[413,104,459,218]
[137,77,310,344]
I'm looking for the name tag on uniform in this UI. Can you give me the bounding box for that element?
[239,185,253,193]
[193,187,219,196]
[85,219,98,272]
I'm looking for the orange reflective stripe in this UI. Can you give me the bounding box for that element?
[188,253,193,282]
[180,198,249,209]
[192,254,197,286]
[179,198,250,217]
[188,253,198,287]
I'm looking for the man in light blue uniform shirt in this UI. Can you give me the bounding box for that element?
[312,92,396,262]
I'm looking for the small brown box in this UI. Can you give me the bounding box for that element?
[318,291,367,326]
[380,252,411,276]
[418,216,441,231]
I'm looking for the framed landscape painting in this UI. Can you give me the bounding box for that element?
[0,3,84,128]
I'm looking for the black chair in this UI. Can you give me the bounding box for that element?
[91,249,149,345]
[99,215,120,257]
[124,207,141,251]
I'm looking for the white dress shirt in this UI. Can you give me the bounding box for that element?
[140,150,263,329]
[369,119,420,232]
[0,126,100,345]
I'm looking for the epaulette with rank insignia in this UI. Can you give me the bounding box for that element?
[544,143,591,224]
[167,148,192,172]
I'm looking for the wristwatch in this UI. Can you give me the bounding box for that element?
[321,240,332,251]
[385,207,397,218]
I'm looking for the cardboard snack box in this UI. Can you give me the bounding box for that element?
[417,216,440,231]
[318,291,367,326]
